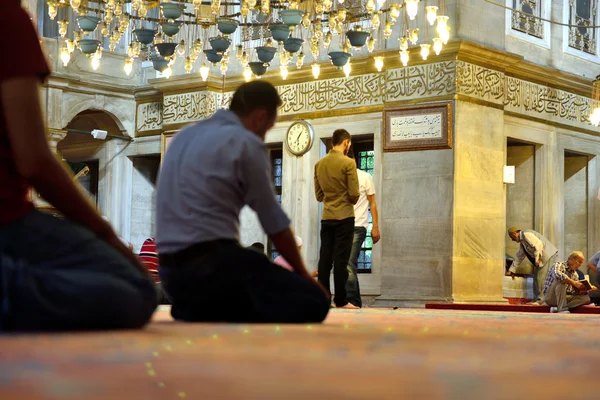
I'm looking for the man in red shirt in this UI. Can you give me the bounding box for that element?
[139,238,170,304]
[0,2,157,331]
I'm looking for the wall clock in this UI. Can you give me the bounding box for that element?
[285,120,315,157]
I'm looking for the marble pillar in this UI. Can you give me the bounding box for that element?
[452,101,505,302]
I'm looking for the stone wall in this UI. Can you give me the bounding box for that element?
[564,155,588,258]
[130,156,160,252]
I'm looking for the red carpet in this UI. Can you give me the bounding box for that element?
[1,306,599,399]
[425,303,600,314]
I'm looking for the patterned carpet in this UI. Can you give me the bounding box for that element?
[1,306,598,400]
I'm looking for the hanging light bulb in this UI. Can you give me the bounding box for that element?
[105,10,113,24]
[312,63,320,79]
[114,4,123,17]
[74,31,82,49]
[437,15,449,36]
[177,40,186,56]
[433,38,443,55]
[365,0,375,13]
[200,63,210,81]
[367,36,376,52]
[289,1,299,9]
[60,46,70,67]
[280,66,289,80]
[323,31,332,48]
[337,9,347,22]
[409,28,419,45]
[440,25,451,44]
[390,4,400,22]
[58,20,68,38]
[296,52,305,69]
[399,36,409,51]
[315,2,324,14]
[302,13,311,28]
[590,107,600,126]
[261,0,270,15]
[399,50,409,67]
[185,57,193,73]
[280,50,290,66]
[220,60,228,75]
[163,67,172,79]
[100,22,109,37]
[241,1,250,17]
[343,62,351,78]
[420,44,430,60]
[248,0,257,8]
[328,15,336,29]
[374,56,384,72]
[124,58,134,75]
[48,4,58,20]
[91,56,100,71]
[336,22,343,35]
[371,13,380,30]
[236,45,244,60]
[241,51,249,66]
[211,0,221,15]
[66,39,75,54]
[70,0,81,11]
[95,47,103,60]
[323,0,332,11]
[131,0,141,11]
[405,0,419,20]
[243,66,252,82]
[426,6,438,26]
[384,22,392,39]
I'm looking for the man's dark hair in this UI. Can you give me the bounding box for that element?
[332,129,351,146]
[229,81,282,117]
[347,145,355,159]
[248,242,265,253]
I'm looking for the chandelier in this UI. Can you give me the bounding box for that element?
[46,0,452,81]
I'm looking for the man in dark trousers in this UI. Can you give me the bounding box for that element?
[314,129,360,309]
[156,81,329,323]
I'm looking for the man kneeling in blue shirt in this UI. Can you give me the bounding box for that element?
[155,81,330,323]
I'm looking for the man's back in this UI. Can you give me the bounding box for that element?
[156,109,279,254]
[314,149,359,221]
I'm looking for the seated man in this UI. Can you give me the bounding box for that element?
[543,251,595,314]
[156,81,329,323]
[139,237,170,305]
[0,3,157,332]
[586,250,600,305]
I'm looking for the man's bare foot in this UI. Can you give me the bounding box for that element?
[337,303,360,309]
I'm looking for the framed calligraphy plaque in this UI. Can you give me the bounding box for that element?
[383,102,452,152]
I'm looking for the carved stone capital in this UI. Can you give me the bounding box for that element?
[47,128,67,155]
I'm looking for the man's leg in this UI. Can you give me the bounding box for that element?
[346,227,366,308]
[566,294,591,310]
[317,221,335,299]
[543,281,559,308]
[0,211,157,332]
[534,254,556,302]
[331,218,355,307]
[552,281,569,312]
[162,244,330,323]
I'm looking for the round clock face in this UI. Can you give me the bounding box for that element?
[286,121,314,156]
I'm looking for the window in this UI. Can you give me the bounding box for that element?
[323,136,375,273]
[511,0,544,38]
[267,147,283,261]
[567,0,598,55]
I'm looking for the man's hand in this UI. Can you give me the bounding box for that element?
[372,227,381,244]
[573,281,585,291]
[535,259,541,267]
[505,270,515,279]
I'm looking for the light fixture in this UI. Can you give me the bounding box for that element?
[437,15,449,36]
[91,56,100,70]
[280,65,289,80]
[124,58,133,75]
[312,63,320,79]
[420,44,430,60]
[399,50,409,67]
[367,36,376,52]
[374,56,384,72]
[296,52,305,69]
[440,25,450,44]
[66,39,75,53]
[185,57,193,73]
[409,29,419,45]
[390,4,400,21]
[433,38,443,55]
[59,20,68,37]
[384,22,392,39]
[399,36,409,51]
[405,0,420,20]
[60,46,70,66]
[200,63,209,81]
[343,62,351,77]
[243,66,252,82]
[426,6,438,26]
[163,66,172,79]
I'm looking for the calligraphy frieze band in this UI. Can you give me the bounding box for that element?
[383,102,452,152]
[148,60,596,134]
